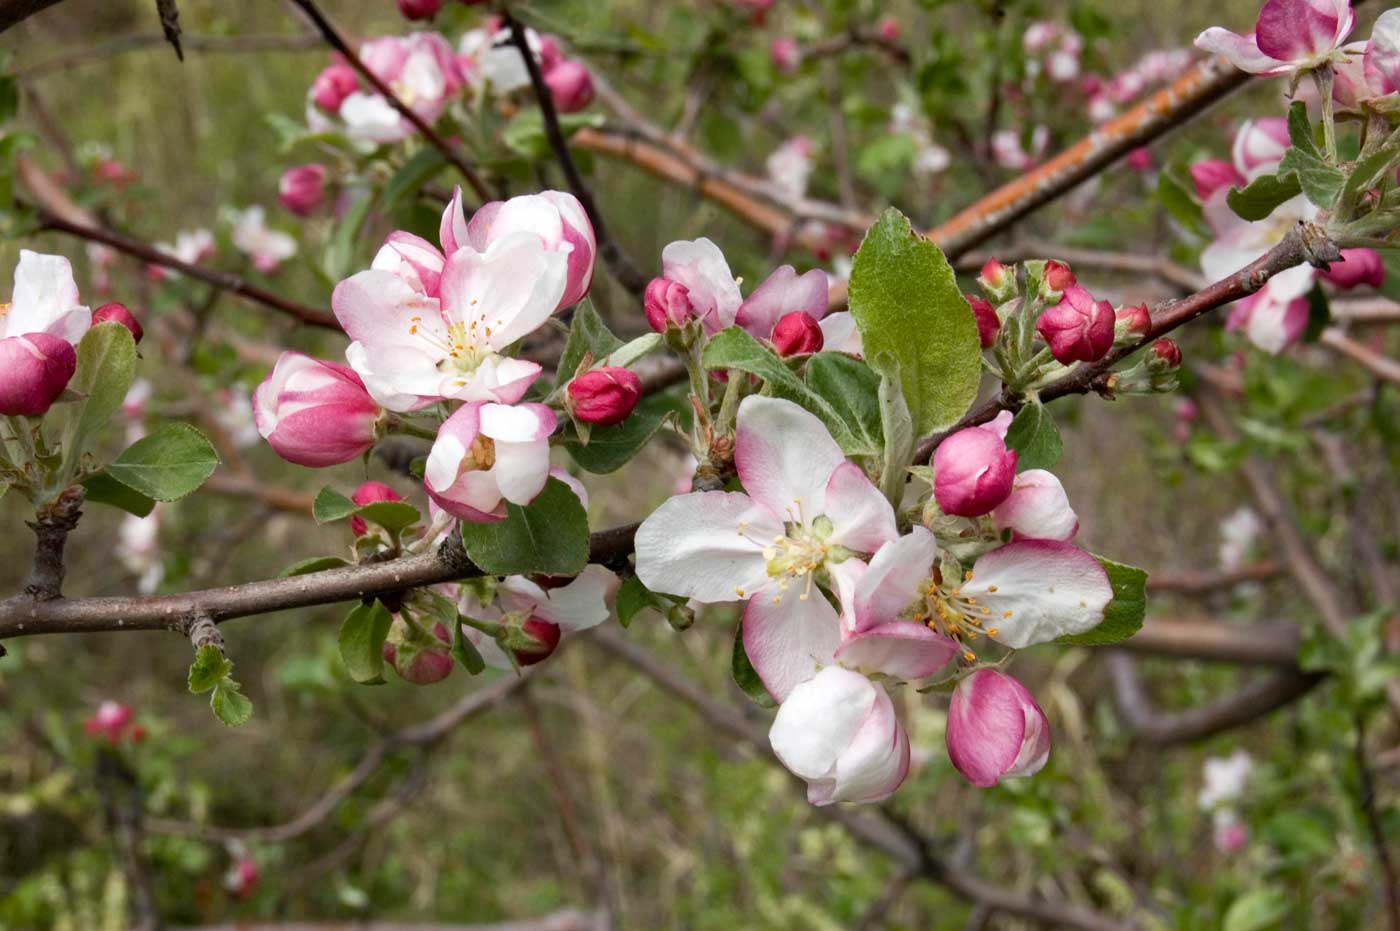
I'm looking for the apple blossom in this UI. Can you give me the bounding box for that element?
[225,858,261,900]
[635,396,897,700]
[84,700,136,743]
[1190,159,1247,200]
[340,33,462,143]
[771,312,824,356]
[1196,0,1354,76]
[946,669,1051,787]
[818,311,863,356]
[1320,248,1384,289]
[932,423,1018,517]
[1218,507,1264,571]
[230,207,298,274]
[1042,259,1077,294]
[770,36,800,72]
[350,480,403,536]
[253,352,382,467]
[0,250,91,416]
[1037,284,1115,364]
[766,137,814,201]
[876,16,900,42]
[735,265,828,341]
[644,276,696,332]
[333,229,566,410]
[310,63,359,112]
[278,164,327,216]
[544,59,594,113]
[0,334,77,417]
[92,302,143,344]
[769,666,910,805]
[1199,749,1253,809]
[967,295,1000,348]
[458,565,618,668]
[1225,284,1311,354]
[398,0,442,21]
[150,228,216,280]
[567,366,642,426]
[383,620,454,684]
[659,238,744,335]
[424,401,556,522]
[1150,338,1183,369]
[1214,818,1249,853]
[444,187,595,311]
[992,470,1079,541]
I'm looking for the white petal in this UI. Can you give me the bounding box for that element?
[961,541,1114,648]
[634,492,779,602]
[734,396,845,517]
[769,666,876,779]
[851,528,937,631]
[742,589,842,702]
[491,439,552,505]
[823,461,897,554]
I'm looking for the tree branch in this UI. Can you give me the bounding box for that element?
[1146,562,1281,593]
[23,484,83,601]
[1122,618,1301,666]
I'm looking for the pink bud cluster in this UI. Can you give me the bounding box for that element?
[84,701,145,744]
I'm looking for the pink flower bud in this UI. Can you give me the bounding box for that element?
[933,424,1018,517]
[311,63,358,112]
[226,859,260,899]
[770,311,824,356]
[770,36,801,72]
[876,16,900,41]
[397,0,441,20]
[1036,284,1115,364]
[1149,337,1182,369]
[946,669,1050,787]
[966,295,1000,348]
[350,480,402,536]
[0,333,77,417]
[1189,158,1246,200]
[537,35,563,73]
[1043,259,1076,293]
[544,60,594,113]
[278,164,327,217]
[1115,302,1151,339]
[567,366,642,426]
[977,258,1016,302]
[1214,821,1248,854]
[1126,147,1154,172]
[92,303,144,344]
[1320,248,1384,290]
[84,700,136,743]
[644,276,696,331]
[252,352,381,467]
[513,617,561,666]
[384,622,453,684]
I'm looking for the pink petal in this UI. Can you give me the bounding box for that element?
[823,462,898,554]
[735,396,846,517]
[742,589,842,702]
[835,622,959,679]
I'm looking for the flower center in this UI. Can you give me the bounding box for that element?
[409,312,500,388]
[911,569,1006,662]
[734,501,853,604]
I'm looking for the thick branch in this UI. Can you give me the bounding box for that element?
[23,484,83,601]
[1122,618,1300,666]
[285,0,492,203]
[1146,562,1281,593]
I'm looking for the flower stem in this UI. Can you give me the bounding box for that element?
[1315,67,1338,164]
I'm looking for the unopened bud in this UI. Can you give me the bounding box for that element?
[513,617,562,666]
[383,621,453,685]
[0,333,78,417]
[977,258,1017,303]
[311,63,358,112]
[1036,285,1114,364]
[966,295,1000,348]
[1114,303,1151,343]
[567,366,642,426]
[278,164,327,217]
[1148,337,1181,370]
[1041,260,1076,298]
[350,481,403,536]
[544,60,594,113]
[397,0,441,19]
[770,36,801,72]
[644,276,695,332]
[770,311,824,356]
[93,302,144,344]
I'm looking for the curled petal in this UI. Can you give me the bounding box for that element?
[960,541,1113,648]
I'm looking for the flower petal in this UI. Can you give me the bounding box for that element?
[961,541,1113,648]
[634,491,780,602]
[769,665,876,779]
[7,250,89,342]
[1195,28,1288,74]
[735,396,846,517]
[851,528,937,631]
[991,469,1080,541]
[438,231,567,348]
[743,589,842,702]
[835,622,959,680]
[823,461,898,554]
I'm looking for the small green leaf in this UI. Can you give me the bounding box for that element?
[616,575,685,628]
[1340,137,1400,210]
[103,423,219,502]
[1278,101,1343,209]
[731,624,777,708]
[82,471,156,517]
[848,208,981,435]
[313,486,358,523]
[61,323,137,476]
[1226,173,1304,221]
[1223,888,1290,931]
[188,643,232,693]
[378,147,446,213]
[338,600,394,684]
[1057,557,1149,646]
[1156,156,1210,238]
[355,500,421,536]
[210,680,253,727]
[557,301,622,382]
[322,186,373,283]
[805,352,884,457]
[450,615,486,674]
[1004,402,1062,472]
[279,555,352,578]
[458,478,589,576]
[503,110,606,160]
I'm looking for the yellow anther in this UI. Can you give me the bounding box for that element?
[986,628,999,636]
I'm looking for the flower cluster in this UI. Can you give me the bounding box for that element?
[636,396,1113,802]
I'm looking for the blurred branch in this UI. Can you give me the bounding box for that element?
[1123,618,1300,666]
[802,28,910,66]
[505,14,647,297]
[178,913,609,931]
[202,473,317,515]
[1107,653,1323,745]
[154,0,181,60]
[0,0,63,33]
[589,627,1136,931]
[284,0,492,203]
[96,748,163,931]
[1319,328,1400,385]
[1146,562,1281,593]
[21,31,323,77]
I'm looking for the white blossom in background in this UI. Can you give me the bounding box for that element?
[117,508,164,595]
[1217,507,1263,570]
[766,137,814,201]
[230,207,298,274]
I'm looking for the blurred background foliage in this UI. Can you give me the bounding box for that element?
[0,0,1397,929]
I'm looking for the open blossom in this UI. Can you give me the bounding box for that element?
[769,666,911,805]
[1196,0,1354,76]
[253,352,382,467]
[1218,507,1263,570]
[339,33,462,143]
[636,396,897,701]
[1232,117,1290,179]
[1037,284,1115,363]
[0,251,91,416]
[150,228,215,280]
[766,137,814,201]
[231,207,298,274]
[1335,10,1400,106]
[458,565,618,668]
[933,417,1017,517]
[1199,749,1253,809]
[442,186,595,311]
[458,22,551,93]
[946,669,1051,787]
[424,401,556,522]
[659,238,744,335]
[991,126,1048,171]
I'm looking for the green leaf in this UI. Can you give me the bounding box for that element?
[847,208,981,435]
[103,423,219,502]
[322,186,373,283]
[1057,557,1149,646]
[731,624,777,708]
[616,574,685,628]
[355,500,421,536]
[1226,173,1304,221]
[564,391,675,474]
[279,555,352,578]
[450,615,486,674]
[1340,138,1400,211]
[607,333,662,369]
[81,471,156,517]
[1278,101,1343,209]
[313,486,358,523]
[187,643,232,693]
[0,74,18,125]
[458,478,589,576]
[805,352,884,456]
[378,147,446,213]
[61,322,137,475]
[338,600,394,684]
[701,327,871,454]
[871,353,914,506]
[1223,888,1290,931]
[503,110,606,160]
[1156,157,1210,238]
[210,681,253,727]
[1004,402,1062,472]
[557,301,622,382]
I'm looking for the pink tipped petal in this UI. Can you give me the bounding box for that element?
[735,265,829,337]
[823,462,898,554]
[835,622,959,679]
[332,269,444,350]
[1367,10,1400,93]
[479,401,556,442]
[661,238,743,333]
[851,528,937,632]
[438,232,568,349]
[439,186,472,255]
[7,250,90,342]
[735,396,847,516]
[742,589,842,702]
[1195,28,1287,74]
[376,231,446,295]
[424,402,482,493]
[1254,0,1349,63]
[947,669,1050,787]
[960,541,1113,648]
[820,684,909,804]
[528,565,617,632]
[818,312,863,356]
[991,469,1080,541]
[634,491,781,603]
